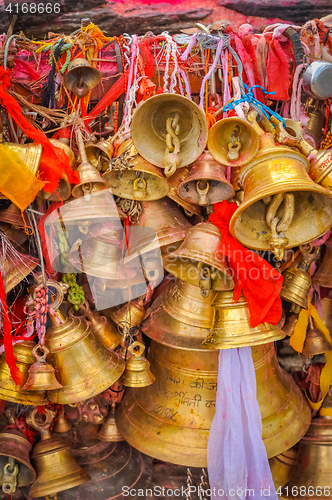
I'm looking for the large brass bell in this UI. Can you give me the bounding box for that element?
[269,447,298,489]
[0,408,36,495]
[229,116,332,260]
[280,245,319,314]
[22,344,63,391]
[0,250,38,294]
[207,115,260,167]
[72,129,109,198]
[178,151,234,206]
[63,58,101,98]
[116,341,311,467]
[103,140,169,201]
[163,222,234,296]
[98,403,124,442]
[167,166,202,216]
[131,93,208,177]
[0,341,48,405]
[45,309,125,404]
[302,317,332,357]
[119,341,155,388]
[27,407,90,499]
[280,390,332,500]
[313,236,332,288]
[202,291,285,349]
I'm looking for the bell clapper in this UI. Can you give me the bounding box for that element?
[227,126,241,161]
[162,111,181,177]
[133,175,147,200]
[196,180,210,206]
[2,456,19,495]
[198,263,211,298]
[266,192,295,260]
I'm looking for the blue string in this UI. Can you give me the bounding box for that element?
[223,84,286,129]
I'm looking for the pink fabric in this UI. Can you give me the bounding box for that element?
[180,34,197,61]
[199,39,224,108]
[312,230,331,247]
[233,35,257,99]
[207,348,278,500]
[221,49,231,117]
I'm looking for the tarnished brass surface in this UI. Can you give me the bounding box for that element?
[103,141,169,201]
[167,166,202,216]
[131,94,208,173]
[322,291,332,332]
[111,297,145,332]
[229,135,332,252]
[208,116,260,167]
[116,342,311,467]
[63,58,101,98]
[0,341,48,405]
[98,405,124,442]
[282,313,299,337]
[120,342,155,388]
[163,222,234,292]
[0,426,36,488]
[22,344,63,391]
[45,315,125,404]
[302,323,332,357]
[313,237,332,288]
[269,447,298,489]
[178,151,234,206]
[1,250,38,294]
[280,268,312,310]
[86,138,114,170]
[202,291,285,349]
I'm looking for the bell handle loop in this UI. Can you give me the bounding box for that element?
[300,243,320,267]
[164,161,177,177]
[32,344,49,362]
[128,341,145,358]
[34,276,68,312]
[26,407,56,438]
[132,177,147,200]
[246,109,265,138]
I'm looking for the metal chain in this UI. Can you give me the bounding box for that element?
[185,468,193,500]
[198,469,210,500]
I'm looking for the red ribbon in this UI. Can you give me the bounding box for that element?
[209,201,283,328]
[37,201,63,277]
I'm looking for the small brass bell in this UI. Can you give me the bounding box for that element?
[63,58,101,98]
[0,408,36,495]
[301,317,332,357]
[178,151,234,206]
[111,297,146,335]
[0,249,38,294]
[131,93,208,177]
[71,129,109,198]
[27,407,90,499]
[207,115,260,167]
[54,406,72,434]
[269,446,298,489]
[0,341,48,405]
[282,313,299,337]
[22,344,63,391]
[163,222,234,296]
[86,137,114,171]
[98,403,124,442]
[167,166,202,216]
[313,236,332,288]
[280,245,320,314]
[103,140,169,201]
[119,341,155,388]
[202,291,285,349]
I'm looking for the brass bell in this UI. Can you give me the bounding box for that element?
[202,291,285,349]
[269,446,298,489]
[322,290,332,333]
[54,406,72,434]
[111,297,146,334]
[167,166,202,216]
[63,58,101,98]
[125,197,192,257]
[207,115,260,167]
[119,341,155,388]
[313,236,332,288]
[71,129,109,198]
[45,309,125,404]
[282,313,299,337]
[86,137,114,171]
[163,222,234,296]
[27,407,90,499]
[0,203,25,226]
[98,403,124,442]
[0,341,48,405]
[178,151,235,206]
[302,317,332,357]
[103,140,169,201]
[280,389,332,499]
[0,408,36,495]
[22,344,63,391]
[131,93,208,177]
[280,245,319,314]
[0,249,38,294]
[229,115,332,260]
[116,340,311,467]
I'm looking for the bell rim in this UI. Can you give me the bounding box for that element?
[103,167,170,201]
[202,326,285,349]
[29,468,91,499]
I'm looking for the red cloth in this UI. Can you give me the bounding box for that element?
[265,34,290,100]
[37,201,63,276]
[209,201,283,328]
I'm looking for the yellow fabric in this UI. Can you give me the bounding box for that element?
[320,407,332,416]
[290,305,309,352]
[0,144,45,211]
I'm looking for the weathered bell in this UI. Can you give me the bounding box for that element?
[302,318,332,357]
[116,341,311,467]
[178,151,234,206]
[63,58,101,98]
[22,344,63,391]
[202,291,285,349]
[0,341,48,405]
[0,203,25,226]
[282,313,299,337]
[45,310,125,404]
[131,93,208,176]
[229,122,332,260]
[81,302,122,351]
[167,166,202,216]
[125,197,192,257]
[27,407,90,499]
[98,403,124,442]
[111,296,146,333]
[86,137,114,170]
[0,250,38,294]
[313,236,332,287]
[119,341,155,388]
[207,115,260,167]
[280,390,332,500]
[71,129,109,198]
[0,409,36,495]
[103,140,169,201]
[163,222,234,296]
[269,447,298,489]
